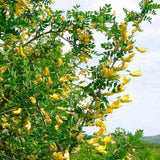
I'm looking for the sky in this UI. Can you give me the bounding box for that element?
[52,0,160,136]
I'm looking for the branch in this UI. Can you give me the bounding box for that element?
[113,142,130,154]
[0,153,18,160]
[22,29,73,47]
[36,102,47,126]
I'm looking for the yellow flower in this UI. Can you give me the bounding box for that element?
[121,22,127,31]
[120,94,132,103]
[55,115,63,125]
[59,76,68,82]
[57,58,63,67]
[135,46,147,53]
[122,52,135,62]
[12,108,22,115]
[79,53,89,63]
[122,31,128,41]
[61,16,65,21]
[122,76,131,85]
[0,66,7,74]
[115,83,125,93]
[55,124,59,130]
[94,127,107,136]
[87,138,99,145]
[50,93,60,100]
[23,120,31,130]
[101,65,114,79]
[76,134,83,142]
[113,62,128,71]
[53,152,64,160]
[19,46,27,58]
[95,119,103,127]
[29,96,36,104]
[104,107,113,114]
[45,113,51,124]
[56,106,66,111]
[0,77,3,81]
[61,90,68,98]
[125,41,134,51]
[112,99,122,109]
[101,135,112,143]
[43,67,49,76]
[129,69,142,77]
[46,77,52,86]
[68,25,74,31]
[78,33,90,43]
[95,145,107,154]
[63,150,70,160]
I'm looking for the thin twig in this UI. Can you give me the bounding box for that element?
[0,153,18,160]
[36,102,47,126]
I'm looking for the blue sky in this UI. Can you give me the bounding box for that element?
[52,0,160,136]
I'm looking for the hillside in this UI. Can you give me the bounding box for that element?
[142,134,160,144]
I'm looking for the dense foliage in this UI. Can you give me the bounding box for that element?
[0,0,160,159]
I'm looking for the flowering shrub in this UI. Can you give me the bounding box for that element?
[0,0,160,159]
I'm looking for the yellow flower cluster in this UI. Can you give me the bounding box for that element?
[94,120,107,136]
[15,0,33,16]
[78,33,90,43]
[101,65,114,79]
[121,22,128,41]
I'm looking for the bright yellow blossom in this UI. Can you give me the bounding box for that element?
[23,120,31,130]
[49,93,60,100]
[135,46,147,53]
[12,108,22,115]
[122,52,135,62]
[120,94,132,103]
[87,138,99,145]
[76,134,83,142]
[95,145,107,154]
[29,96,36,104]
[43,67,49,76]
[53,152,64,160]
[101,135,112,143]
[122,76,131,85]
[57,58,63,67]
[112,99,122,109]
[129,69,142,77]
[101,65,114,79]
[46,77,52,86]
[55,115,63,125]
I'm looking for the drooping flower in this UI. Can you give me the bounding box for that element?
[129,69,142,77]
[29,96,36,104]
[122,52,135,62]
[57,58,63,67]
[135,46,147,53]
[95,145,107,154]
[101,135,112,143]
[120,94,132,103]
[23,120,31,130]
[87,138,99,145]
[111,99,122,109]
[122,76,131,85]
[43,67,49,76]
[12,108,22,115]
[46,77,52,86]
